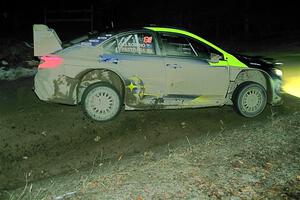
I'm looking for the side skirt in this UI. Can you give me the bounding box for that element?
[124,95,226,110]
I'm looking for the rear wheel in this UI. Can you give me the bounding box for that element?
[82,83,122,121]
[233,82,267,118]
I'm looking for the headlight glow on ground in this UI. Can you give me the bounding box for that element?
[279,59,300,98]
[283,76,300,98]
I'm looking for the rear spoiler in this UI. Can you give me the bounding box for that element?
[33,24,62,56]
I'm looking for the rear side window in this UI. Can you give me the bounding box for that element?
[103,33,156,55]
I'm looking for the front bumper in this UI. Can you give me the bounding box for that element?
[270,78,283,106]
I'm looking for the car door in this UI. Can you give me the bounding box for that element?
[159,33,230,102]
[101,31,166,106]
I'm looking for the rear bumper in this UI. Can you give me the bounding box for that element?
[34,69,79,105]
[34,71,55,101]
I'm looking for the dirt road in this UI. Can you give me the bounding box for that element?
[0,53,299,192]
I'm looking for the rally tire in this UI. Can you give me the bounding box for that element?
[82,83,122,122]
[233,82,267,118]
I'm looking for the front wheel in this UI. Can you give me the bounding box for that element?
[233,82,267,118]
[82,83,122,121]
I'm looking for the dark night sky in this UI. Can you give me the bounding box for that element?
[1,0,299,42]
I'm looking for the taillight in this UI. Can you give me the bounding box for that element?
[38,55,63,69]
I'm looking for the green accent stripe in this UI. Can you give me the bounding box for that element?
[145,27,247,68]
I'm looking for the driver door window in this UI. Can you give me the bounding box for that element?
[187,38,223,60]
[160,33,223,60]
[160,34,196,57]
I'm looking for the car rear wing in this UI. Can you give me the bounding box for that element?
[33,24,62,56]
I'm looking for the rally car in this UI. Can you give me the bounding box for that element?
[33,24,283,121]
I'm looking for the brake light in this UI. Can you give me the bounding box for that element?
[38,55,63,69]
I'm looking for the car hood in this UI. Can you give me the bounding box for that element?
[233,53,280,70]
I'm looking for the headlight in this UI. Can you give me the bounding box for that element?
[272,68,283,77]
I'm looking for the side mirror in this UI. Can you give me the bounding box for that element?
[209,53,222,63]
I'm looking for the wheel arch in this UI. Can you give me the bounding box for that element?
[228,69,273,104]
[76,69,126,103]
